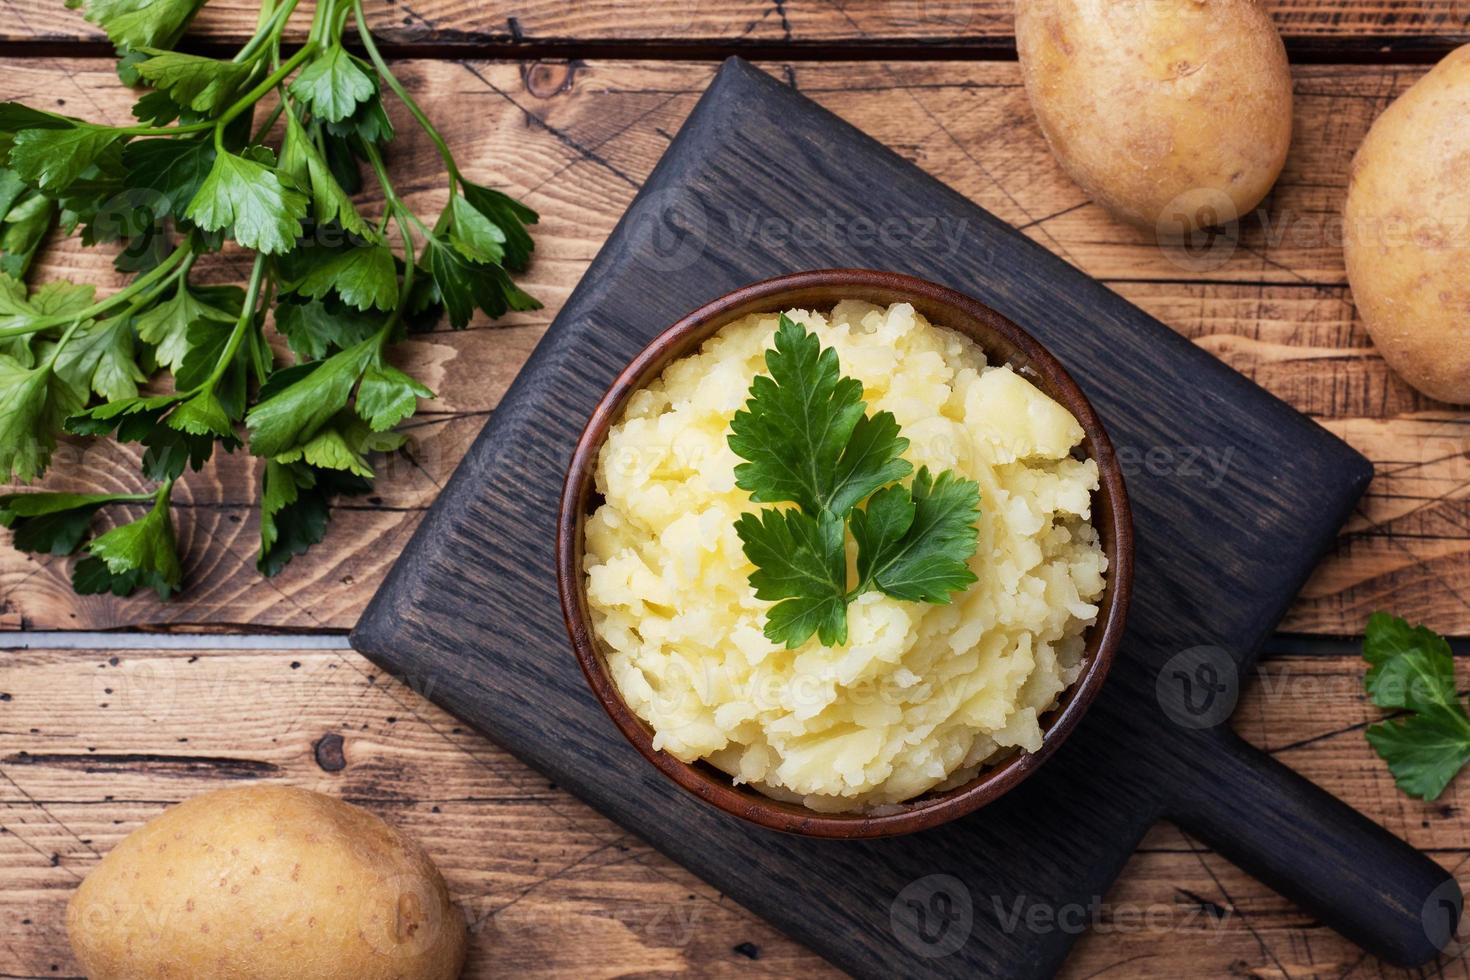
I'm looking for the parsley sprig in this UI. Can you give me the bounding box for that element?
[0,0,538,596]
[728,316,981,649]
[1363,611,1470,801]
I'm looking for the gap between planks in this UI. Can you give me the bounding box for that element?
[3,632,1469,652]
[0,36,1460,66]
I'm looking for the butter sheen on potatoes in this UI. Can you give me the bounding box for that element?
[67,786,466,980]
[1015,0,1293,234]
[1344,45,1470,405]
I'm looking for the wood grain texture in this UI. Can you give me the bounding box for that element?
[3,646,1469,979]
[346,57,1452,977]
[1,57,1466,637]
[2,0,1467,53]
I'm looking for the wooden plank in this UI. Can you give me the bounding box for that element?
[1,0,1466,54]
[2,648,1467,978]
[0,58,1465,636]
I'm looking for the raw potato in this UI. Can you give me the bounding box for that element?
[66,786,467,980]
[1015,0,1293,234]
[1343,46,1470,405]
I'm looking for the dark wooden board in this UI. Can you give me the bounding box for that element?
[352,58,1459,978]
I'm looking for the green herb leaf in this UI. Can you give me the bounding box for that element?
[425,235,541,329]
[735,508,849,648]
[355,363,432,431]
[245,339,376,458]
[65,391,182,436]
[1362,612,1470,800]
[121,137,216,220]
[0,176,56,278]
[0,276,94,365]
[73,485,181,599]
[134,49,251,114]
[1365,611,1459,713]
[851,467,980,603]
[134,280,242,372]
[165,388,235,439]
[269,412,402,478]
[273,295,379,362]
[258,459,368,576]
[8,124,122,193]
[68,0,208,50]
[325,93,395,145]
[461,179,537,272]
[1367,710,1470,803]
[0,0,538,603]
[728,319,981,648]
[729,314,911,517]
[0,490,138,555]
[288,46,377,124]
[184,150,308,254]
[446,193,506,265]
[53,313,147,402]
[279,113,371,237]
[284,240,397,312]
[65,390,233,481]
[0,356,84,482]
[0,103,75,136]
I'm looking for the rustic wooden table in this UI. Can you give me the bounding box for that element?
[3,3,1470,978]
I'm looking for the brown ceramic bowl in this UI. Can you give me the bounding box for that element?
[557,269,1132,838]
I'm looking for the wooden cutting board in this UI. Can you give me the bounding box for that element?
[352,58,1459,978]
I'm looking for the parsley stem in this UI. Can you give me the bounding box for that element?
[236,0,299,64]
[352,0,460,193]
[40,258,191,370]
[361,140,420,303]
[255,0,278,30]
[251,95,288,145]
[307,0,337,45]
[118,121,215,137]
[0,244,190,340]
[153,477,176,511]
[216,41,318,139]
[42,317,88,369]
[206,254,270,389]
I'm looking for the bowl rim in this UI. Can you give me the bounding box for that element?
[556,268,1133,838]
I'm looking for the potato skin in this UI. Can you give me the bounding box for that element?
[66,786,467,980]
[1344,46,1470,405]
[1015,0,1293,234]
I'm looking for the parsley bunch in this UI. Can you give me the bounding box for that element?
[0,0,538,597]
[728,316,981,649]
[1363,612,1470,800]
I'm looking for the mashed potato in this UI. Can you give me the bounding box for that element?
[583,302,1106,811]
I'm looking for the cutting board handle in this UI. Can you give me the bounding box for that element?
[1164,730,1461,966]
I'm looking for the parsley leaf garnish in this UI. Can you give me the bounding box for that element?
[1363,612,1470,801]
[735,509,850,647]
[851,468,980,603]
[728,316,982,648]
[728,316,912,516]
